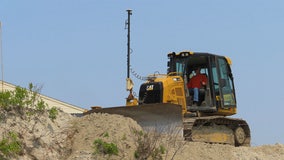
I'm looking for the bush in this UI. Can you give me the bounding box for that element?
[133,129,165,160]
[48,107,58,121]
[93,138,119,156]
[0,83,62,159]
[0,131,22,158]
[0,83,58,121]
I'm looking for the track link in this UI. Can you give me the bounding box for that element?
[183,116,251,146]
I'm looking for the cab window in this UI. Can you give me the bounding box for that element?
[218,58,236,106]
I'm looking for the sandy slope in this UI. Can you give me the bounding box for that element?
[0,109,284,160]
[67,112,284,160]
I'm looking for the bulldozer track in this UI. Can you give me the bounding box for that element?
[183,116,251,146]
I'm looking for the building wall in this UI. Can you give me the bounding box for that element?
[0,81,87,114]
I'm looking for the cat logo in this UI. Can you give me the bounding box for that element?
[146,85,154,91]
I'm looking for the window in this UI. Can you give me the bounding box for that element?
[176,62,185,74]
[218,58,236,106]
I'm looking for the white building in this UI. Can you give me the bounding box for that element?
[0,81,87,115]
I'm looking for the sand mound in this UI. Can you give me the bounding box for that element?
[0,108,75,160]
[1,108,284,160]
[67,113,143,160]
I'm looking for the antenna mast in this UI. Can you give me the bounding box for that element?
[126,9,132,79]
[125,9,138,106]
[0,22,3,91]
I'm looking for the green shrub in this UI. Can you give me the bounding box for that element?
[93,139,118,156]
[0,83,58,121]
[0,131,22,158]
[48,107,58,121]
[0,91,12,110]
[133,129,166,160]
[151,145,166,160]
[103,132,109,138]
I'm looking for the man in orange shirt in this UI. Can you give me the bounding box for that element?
[187,67,207,105]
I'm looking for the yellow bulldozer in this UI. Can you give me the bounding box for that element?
[84,10,250,147]
[84,51,251,147]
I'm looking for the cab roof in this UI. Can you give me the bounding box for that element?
[167,51,232,65]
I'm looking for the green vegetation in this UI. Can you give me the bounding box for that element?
[0,83,46,110]
[103,132,109,138]
[0,83,58,121]
[0,132,22,158]
[93,138,119,156]
[133,129,166,160]
[48,107,59,121]
[0,83,59,158]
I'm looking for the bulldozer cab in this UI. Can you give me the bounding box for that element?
[167,51,237,116]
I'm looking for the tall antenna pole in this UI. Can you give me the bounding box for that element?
[126,9,132,79]
[0,21,3,92]
[125,9,137,106]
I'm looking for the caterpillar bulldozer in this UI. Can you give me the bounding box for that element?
[85,10,250,147]
[84,51,251,147]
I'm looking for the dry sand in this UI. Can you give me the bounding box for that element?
[1,108,284,160]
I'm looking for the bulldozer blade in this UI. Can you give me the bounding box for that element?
[84,103,183,134]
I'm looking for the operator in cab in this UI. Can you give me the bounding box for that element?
[187,67,207,106]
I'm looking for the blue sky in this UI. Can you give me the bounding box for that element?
[1,1,284,146]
